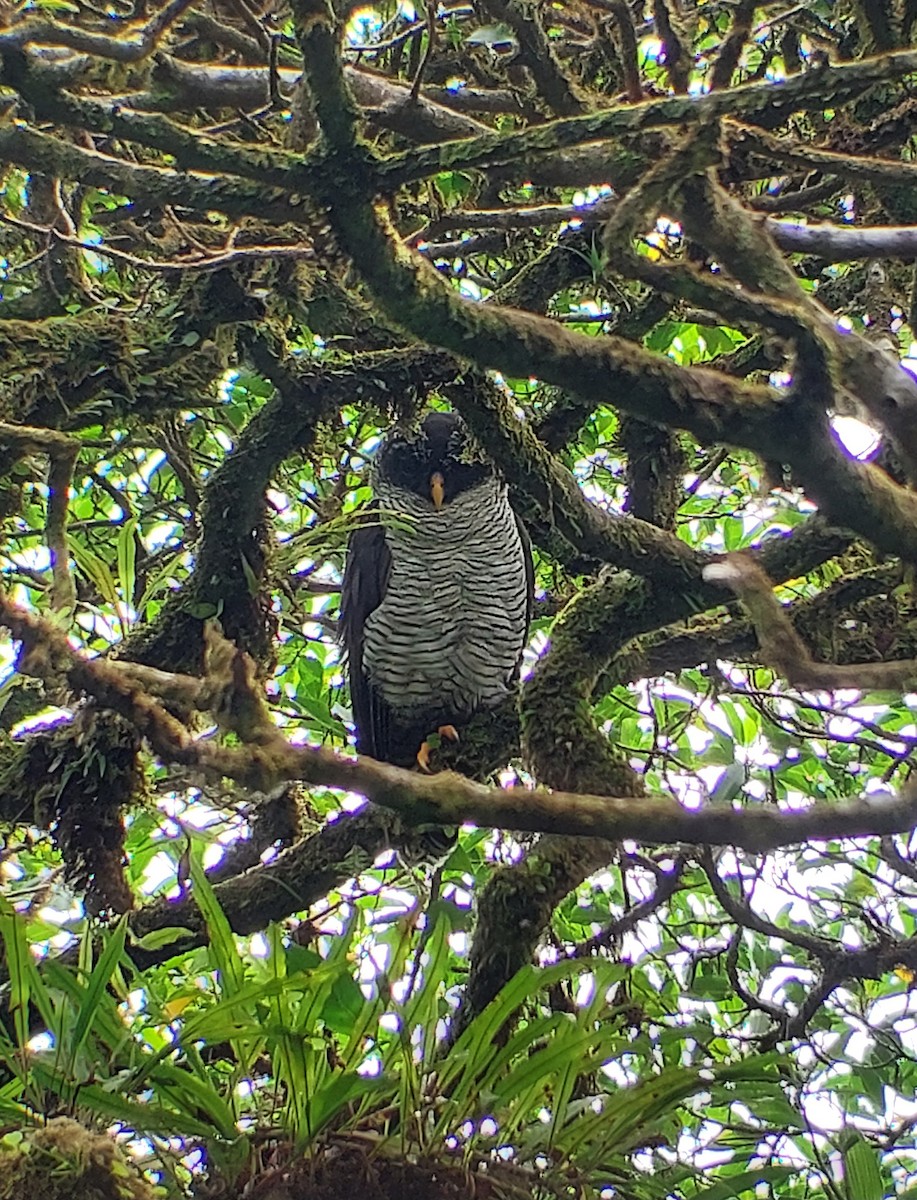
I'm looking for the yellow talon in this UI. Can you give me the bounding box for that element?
[415,725,460,772]
[416,741,434,773]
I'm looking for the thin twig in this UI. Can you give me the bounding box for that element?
[570,854,687,957]
[0,213,313,273]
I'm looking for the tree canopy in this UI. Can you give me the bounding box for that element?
[3,2,917,1198]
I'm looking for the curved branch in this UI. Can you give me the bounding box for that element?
[632,559,906,684]
[702,554,917,693]
[379,48,917,187]
[700,849,833,957]
[0,124,297,224]
[479,0,586,115]
[0,0,196,62]
[728,118,917,192]
[676,175,917,481]
[287,39,917,562]
[571,855,688,957]
[5,591,917,852]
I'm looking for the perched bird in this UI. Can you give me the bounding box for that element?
[340,411,533,768]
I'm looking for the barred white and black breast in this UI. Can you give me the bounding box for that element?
[340,412,533,767]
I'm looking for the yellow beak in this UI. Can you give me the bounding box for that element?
[430,471,445,509]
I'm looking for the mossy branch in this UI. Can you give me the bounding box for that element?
[379,48,917,187]
[295,151,917,561]
[0,125,299,225]
[285,37,917,563]
[728,119,917,192]
[4,589,917,852]
[676,174,917,483]
[0,0,195,61]
[703,554,917,692]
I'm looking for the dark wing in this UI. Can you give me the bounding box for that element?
[339,515,392,760]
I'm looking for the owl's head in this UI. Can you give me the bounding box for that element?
[375,411,491,508]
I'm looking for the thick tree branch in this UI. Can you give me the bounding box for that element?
[767,219,917,260]
[4,591,917,852]
[630,559,907,685]
[139,57,495,140]
[677,174,917,480]
[126,806,418,966]
[0,124,299,225]
[709,0,757,91]
[379,48,917,187]
[284,146,917,563]
[730,119,917,193]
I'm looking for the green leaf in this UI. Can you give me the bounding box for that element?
[690,1166,797,1199]
[322,972,364,1034]
[188,849,245,1000]
[116,515,138,609]
[69,914,130,1067]
[130,926,197,951]
[843,1135,884,1200]
[188,600,223,619]
[0,899,33,1054]
[69,539,120,611]
[28,1062,227,1140]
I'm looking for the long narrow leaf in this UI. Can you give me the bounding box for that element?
[439,958,606,1101]
[689,1166,798,1200]
[42,959,129,1054]
[149,1062,241,1140]
[69,540,120,611]
[69,914,129,1065]
[0,898,32,1053]
[265,925,312,1142]
[843,1135,885,1200]
[116,515,138,609]
[29,1061,227,1141]
[188,849,245,999]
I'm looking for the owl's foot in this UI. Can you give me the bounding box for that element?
[416,725,460,773]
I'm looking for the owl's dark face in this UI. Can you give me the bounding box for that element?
[375,412,490,507]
